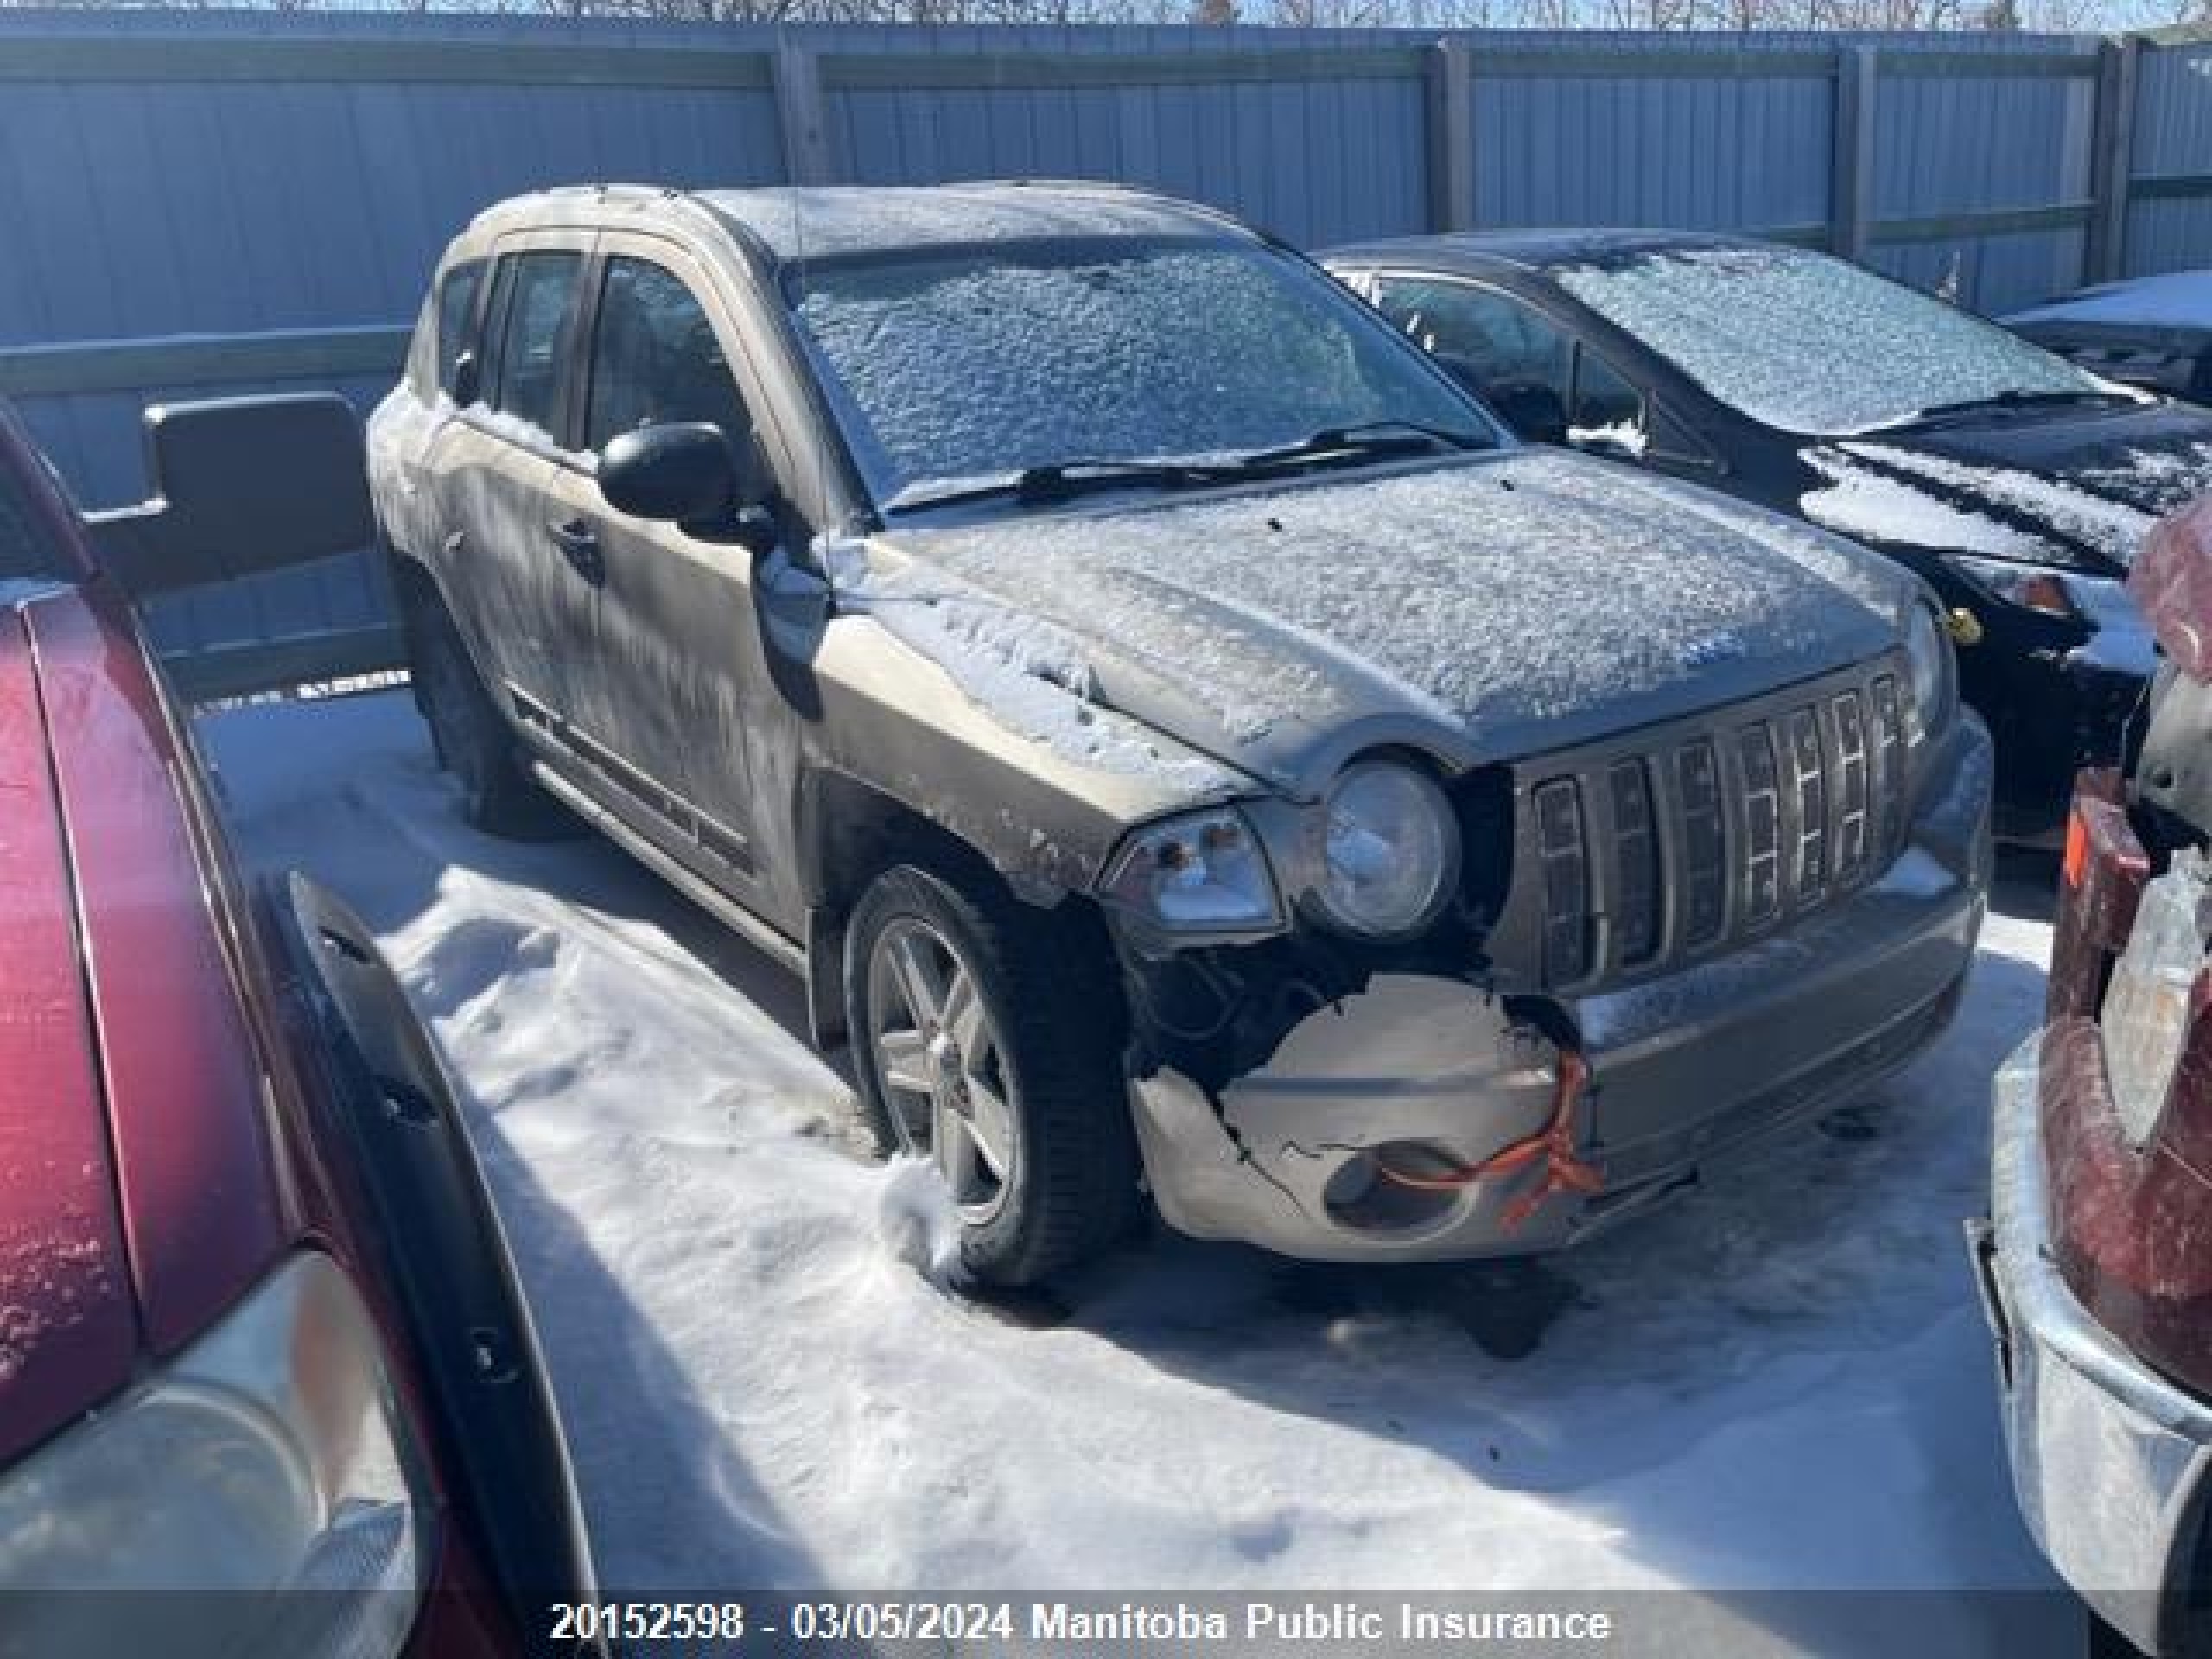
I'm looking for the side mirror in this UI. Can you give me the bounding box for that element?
[600,422,771,536]
[1484,380,1571,447]
[87,392,374,601]
[450,351,480,407]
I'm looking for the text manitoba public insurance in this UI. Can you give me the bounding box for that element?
[1029,1601,1616,1643]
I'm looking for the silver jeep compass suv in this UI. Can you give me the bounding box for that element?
[370,181,1992,1285]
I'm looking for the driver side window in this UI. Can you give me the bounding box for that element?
[584,257,753,455]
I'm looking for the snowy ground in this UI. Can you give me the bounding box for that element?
[205,691,2075,1654]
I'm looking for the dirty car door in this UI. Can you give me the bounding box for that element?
[438,235,596,732]
[543,238,785,919]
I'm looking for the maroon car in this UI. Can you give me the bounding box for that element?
[0,392,595,1655]
[1976,494,2212,1658]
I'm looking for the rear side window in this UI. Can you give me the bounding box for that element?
[490,251,583,442]
[435,259,487,399]
[584,257,752,454]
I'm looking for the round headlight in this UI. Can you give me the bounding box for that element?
[1309,762,1459,939]
[1904,601,1955,741]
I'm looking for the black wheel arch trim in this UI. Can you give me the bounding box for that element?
[264,869,603,1656]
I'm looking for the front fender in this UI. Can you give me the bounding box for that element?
[804,607,1255,897]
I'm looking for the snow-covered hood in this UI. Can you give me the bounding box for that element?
[1801,401,2212,575]
[872,451,1914,796]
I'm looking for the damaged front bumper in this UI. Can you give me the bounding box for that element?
[1975,1037,2212,1656]
[1128,720,1991,1263]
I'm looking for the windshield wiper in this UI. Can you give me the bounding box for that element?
[1234,419,1491,468]
[1874,387,2141,431]
[889,457,1241,514]
[887,423,1488,515]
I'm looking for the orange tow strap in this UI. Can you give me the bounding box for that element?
[1372,1049,1605,1232]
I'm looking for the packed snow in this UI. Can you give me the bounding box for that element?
[2007,268,2212,330]
[1551,244,2113,438]
[202,690,2080,1653]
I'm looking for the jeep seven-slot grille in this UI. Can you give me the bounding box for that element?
[1528,665,1910,990]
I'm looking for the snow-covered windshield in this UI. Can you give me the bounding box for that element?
[785,237,1495,509]
[1553,245,2111,437]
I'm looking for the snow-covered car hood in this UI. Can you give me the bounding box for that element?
[2005,269,2212,332]
[867,450,1914,797]
[1800,401,2212,574]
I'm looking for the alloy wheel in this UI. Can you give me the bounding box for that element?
[865,917,1019,1225]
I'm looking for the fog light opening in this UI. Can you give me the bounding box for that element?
[1354,1050,1606,1236]
[1324,1145,1468,1233]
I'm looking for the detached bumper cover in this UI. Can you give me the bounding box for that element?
[1979,1037,2212,1656]
[1131,717,1992,1262]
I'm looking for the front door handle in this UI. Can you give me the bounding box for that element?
[548,518,604,585]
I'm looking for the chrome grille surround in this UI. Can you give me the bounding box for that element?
[1494,654,1917,995]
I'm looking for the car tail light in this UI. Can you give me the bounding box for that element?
[2049,773,2150,1022]
[2100,849,2212,1148]
[2044,952,2212,1399]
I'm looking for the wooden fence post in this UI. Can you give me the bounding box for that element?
[773,40,835,188]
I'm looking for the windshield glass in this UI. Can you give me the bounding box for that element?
[785,237,1496,509]
[1552,244,2111,437]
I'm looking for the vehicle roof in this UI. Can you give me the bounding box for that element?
[463,180,1255,265]
[1324,226,1788,275]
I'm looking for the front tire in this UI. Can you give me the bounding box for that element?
[410,593,562,839]
[844,861,1137,1287]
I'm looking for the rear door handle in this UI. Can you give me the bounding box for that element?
[548,518,604,584]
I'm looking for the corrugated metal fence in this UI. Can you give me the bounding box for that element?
[0,12,2205,696]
